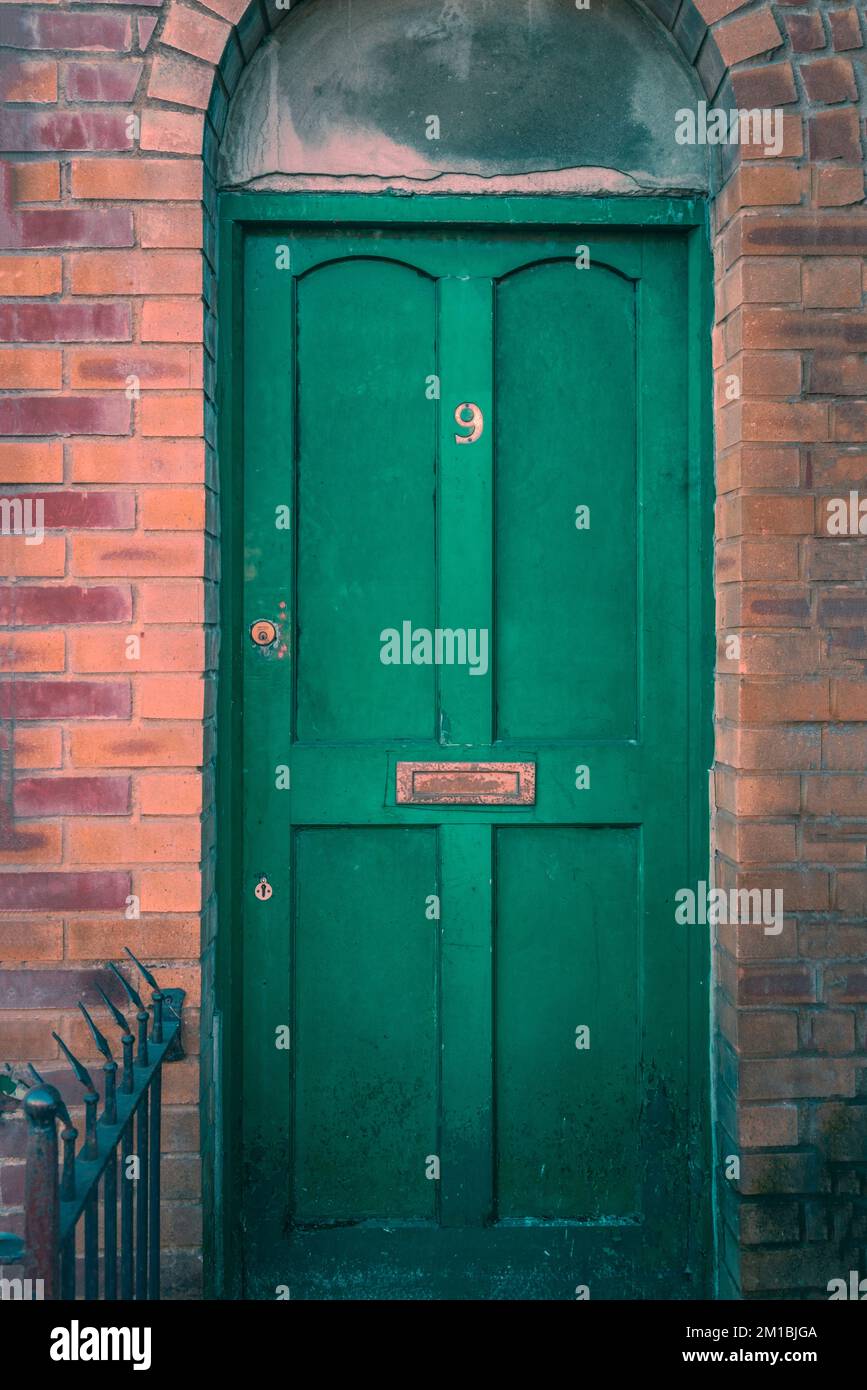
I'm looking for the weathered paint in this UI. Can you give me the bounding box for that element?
[219,0,708,192]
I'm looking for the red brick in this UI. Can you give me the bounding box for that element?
[730,62,797,109]
[801,58,858,103]
[738,968,814,1005]
[809,107,863,161]
[0,823,61,865]
[14,727,61,769]
[0,302,130,343]
[823,727,867,771]
[833,401,867,440]
[70,160,201,201]
[804,774,867,815]
[835,873,867,916]
[10,206,135,251]
[0,395,130,436]
[828,8,862,51]
[0,491,134,529]
[0,871,130,912]
[810,353,867,393]
[742,308,867,352]
[14,775,130,817]
[741,401,828,443]
[0,111,133,153]
[715,767,801,816]
[783,11,824,52]
[832,680,867,719]
[0,679,130,720]
[0,584,131,627]
[65,60,143,103]
[0,11,132,52]
[0,255,61,297]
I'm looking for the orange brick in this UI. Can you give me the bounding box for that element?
[814,166,865,208]
[741,165,806,208]
[141,488,205,530]
[69,818,201,864]
[0,441,62,483]
[0,823,62,865]
[715,9,783,66]
[70,159,201,201]
[0,535,65,577]
[14,726,62,769]
[67,346,200,389]
[741,401,828,443]
[138,581,205,623]
[70,722,202,768]
[803,259,863,309]
[66,915,200,960]
[140,394,203,437]
[70,627,204,673]
[161,5,231,64]
[71,439,204,483]
[139,869,202,912]
[141,299,202,343]
[0,348,62,389]
[140,108,205,156]
[72,533,204,577]
[0,58,57,102]
[0,255,62,297]
[0,631,65,673]
[139,772,202,815]
[70,251,201,296]
[139,206,203,250]
[139,674,206,719]
[12,162,60,203]
[0,918,63,963]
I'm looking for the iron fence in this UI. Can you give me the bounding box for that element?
[0,949,184,1300]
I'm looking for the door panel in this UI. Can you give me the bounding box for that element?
[495,262,637,741]
[237,218,710,1299]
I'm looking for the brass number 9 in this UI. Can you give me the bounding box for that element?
[454,402,483,444]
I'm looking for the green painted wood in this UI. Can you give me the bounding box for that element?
[220,196,713,1301]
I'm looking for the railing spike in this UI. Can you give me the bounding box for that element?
[52,1032,97,1093]
[78,1002,113,1062]
[97,983,130,1034]
[108,961,144,1012]
[124,946,158,991]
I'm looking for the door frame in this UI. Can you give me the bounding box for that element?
[214,193,715,1299]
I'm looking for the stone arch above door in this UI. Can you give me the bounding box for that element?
[216,0,710,194]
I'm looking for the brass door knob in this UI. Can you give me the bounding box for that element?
[251,619,277,647]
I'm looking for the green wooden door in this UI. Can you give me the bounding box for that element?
[233,209,710,1300]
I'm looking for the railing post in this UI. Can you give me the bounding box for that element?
[22,1086,60,1300]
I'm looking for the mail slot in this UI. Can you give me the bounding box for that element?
[396,761,535,806]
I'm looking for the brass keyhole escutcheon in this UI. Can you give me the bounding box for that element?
[254,876,273,901]
[251,619,277,647]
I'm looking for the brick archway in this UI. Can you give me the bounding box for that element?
[0,0,865,1300]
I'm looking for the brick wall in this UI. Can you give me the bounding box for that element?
[0,0,865,1299]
